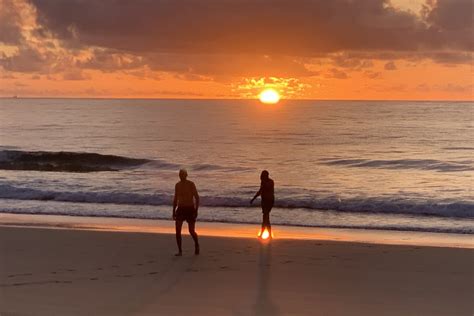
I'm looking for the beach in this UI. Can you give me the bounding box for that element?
[1,218,472,316]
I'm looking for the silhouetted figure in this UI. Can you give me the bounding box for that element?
[172,169,200,256]
[251,170,274,238]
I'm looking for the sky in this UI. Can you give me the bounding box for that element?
[0,0,472,100]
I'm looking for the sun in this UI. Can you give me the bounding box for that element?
[259,88,280,104]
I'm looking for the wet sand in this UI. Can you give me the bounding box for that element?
[1,225,472,316]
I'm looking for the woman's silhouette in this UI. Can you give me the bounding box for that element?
[251,170,274,238]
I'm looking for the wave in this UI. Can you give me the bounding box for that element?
[319,158,474,172]
[0,150,253,173]
[0,184,472,219]
[0,150,151,173]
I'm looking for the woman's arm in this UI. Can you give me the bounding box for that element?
[250,188,261,204]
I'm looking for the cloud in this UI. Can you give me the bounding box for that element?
[62,70,89,80]
[144,53,316,79]
[78,49,144,72]
[0,0,25,45]
[384,61,397,70]
[0,0,472,88]
[30,0,472,54]
[233,77,311,98]
[365,71,382,79]
[0,46,47,72]
[326,68,348,79]
[419,0,473,58]
[416,82,473,93]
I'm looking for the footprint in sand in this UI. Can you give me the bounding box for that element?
[116,274,133,278]
[7,273,33,278]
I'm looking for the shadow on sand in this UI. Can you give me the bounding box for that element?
[254,242,279,316]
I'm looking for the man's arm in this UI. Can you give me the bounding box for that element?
[172,184,178,220]
[193,183,200,212]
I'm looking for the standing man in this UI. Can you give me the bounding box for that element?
[250,170,274,238]
[173,169,200,256]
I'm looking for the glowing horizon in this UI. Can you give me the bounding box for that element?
[0,0,472,101]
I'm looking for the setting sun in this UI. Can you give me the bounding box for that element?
[259,89,281,104]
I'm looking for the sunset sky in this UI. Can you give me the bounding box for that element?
[0,0,472,100]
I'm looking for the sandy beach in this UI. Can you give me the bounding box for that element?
[1,220,472,316]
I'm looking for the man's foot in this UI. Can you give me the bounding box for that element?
[195,244,200,255]
[175,252,182,257]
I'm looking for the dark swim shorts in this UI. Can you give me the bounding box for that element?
[176,206,197,223]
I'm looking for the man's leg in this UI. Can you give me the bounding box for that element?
[175,220,183,256]
[188,221,200,255]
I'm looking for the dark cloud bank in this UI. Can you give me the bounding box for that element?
[31,0,472,53]
[1,0,472,77]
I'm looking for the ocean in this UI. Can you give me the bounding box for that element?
[0,99,473,234]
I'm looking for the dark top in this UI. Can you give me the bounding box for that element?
[260,178,274,203]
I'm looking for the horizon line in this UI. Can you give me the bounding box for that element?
[0,96,472,102]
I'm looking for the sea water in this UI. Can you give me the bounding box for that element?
[0,99,472,233]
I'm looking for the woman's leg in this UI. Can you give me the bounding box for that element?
[263,212,271,232]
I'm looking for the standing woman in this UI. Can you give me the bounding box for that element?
[250,170,274,238]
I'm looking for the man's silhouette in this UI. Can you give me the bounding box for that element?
[172,169,200,256]
[251,170,274,238]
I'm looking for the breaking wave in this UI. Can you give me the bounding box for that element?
[0,150,151,172]
[0,184,472,219]
[0,150,253,173]
[319,158,474,172]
